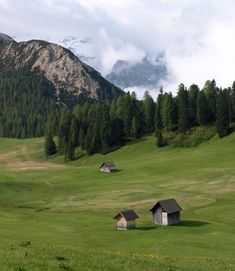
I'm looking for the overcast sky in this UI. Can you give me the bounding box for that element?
[1,0,235,94]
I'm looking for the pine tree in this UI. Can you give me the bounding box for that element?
[100,110,111,154]
[116,94,133,138]
[85,126,94,155]
[64,138,75,161]
[44,132,57,158]
[154,88,163,136]
[189,84,199,126]
[58,109,71,154]
[143,91,155,133]
[197,91,209,125]
[203,80,218,123]
[215,90,230,138]
[110,118,124,146]
[161,92,175,131]
[130,117,138,138]
[44,117,57,158]
[69,116,79,147]
[79,126,86,150]
[156,129,164,147]
[177,84,190,132]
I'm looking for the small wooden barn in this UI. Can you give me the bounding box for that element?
[100,162,117,173]
[113,210,139,230]
[150,199,182,226]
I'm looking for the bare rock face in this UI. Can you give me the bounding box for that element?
[106,56,168,90]
[0,34,123,105]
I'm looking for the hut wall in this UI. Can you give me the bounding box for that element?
[167,212,180,225]
[153,210,162,224]
[100,166,116,173]
[126,220,136,229]
[153,211,168,225]
[116,217,127,229]
[100,167,110,173]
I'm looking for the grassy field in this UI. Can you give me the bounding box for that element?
[0,134,235,270]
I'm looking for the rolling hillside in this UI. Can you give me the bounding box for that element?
[0,134,235,270]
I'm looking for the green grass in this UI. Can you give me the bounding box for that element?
[0,134,235,270]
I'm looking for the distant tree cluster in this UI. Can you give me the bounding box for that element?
[155,80,234,142]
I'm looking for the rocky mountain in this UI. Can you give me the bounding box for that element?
[106,55,169,90]
[0,33,123,107]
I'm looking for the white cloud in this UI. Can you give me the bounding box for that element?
[1,0,235,91]
[0,0,7,7]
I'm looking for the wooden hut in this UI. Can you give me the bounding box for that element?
[113,210,139,230]
[100,162,117,173]
[150,199,182,225]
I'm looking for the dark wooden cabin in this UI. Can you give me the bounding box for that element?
[150,199,182,225]
[113,210,139,230]
[100,162,117,173]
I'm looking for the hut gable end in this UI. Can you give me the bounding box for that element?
[113,210,139,230]
[150,199,182,214]
[100,162,117,173]
[113,210,139,220]
[150,199,182,226]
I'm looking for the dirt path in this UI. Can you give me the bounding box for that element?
[0,146,65,171]
[7,161,65,171]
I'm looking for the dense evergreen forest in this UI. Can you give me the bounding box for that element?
[45,79,235,161]
[0,69,60,138]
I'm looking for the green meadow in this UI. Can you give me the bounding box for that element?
[0,134,235,271]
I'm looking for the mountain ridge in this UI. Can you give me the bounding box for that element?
[106,55,169,90]
[0,33,123,106]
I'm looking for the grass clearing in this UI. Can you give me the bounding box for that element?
[0,134,235,270]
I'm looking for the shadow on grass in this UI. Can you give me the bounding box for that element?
[99,169,122,174]
[176,220,210,227]
[135,226,156,231]
[136,220,209,230]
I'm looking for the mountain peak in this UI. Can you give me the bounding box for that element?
[106,55,169,89]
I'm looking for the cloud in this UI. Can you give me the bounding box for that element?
[1,0,235,92]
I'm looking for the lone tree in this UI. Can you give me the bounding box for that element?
[45,132,57,158]
[156,129,164,147]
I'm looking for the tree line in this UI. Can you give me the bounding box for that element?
[45,91,156,160]
[45,79,235,160]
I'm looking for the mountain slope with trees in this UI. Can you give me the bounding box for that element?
[0,33,124,138]
[0,33,123,107]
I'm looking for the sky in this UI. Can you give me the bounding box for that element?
[1,0,235,96]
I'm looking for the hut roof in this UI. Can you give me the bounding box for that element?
[113,210,139,220]
[100,162,116,168]
[150,199,182,214]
